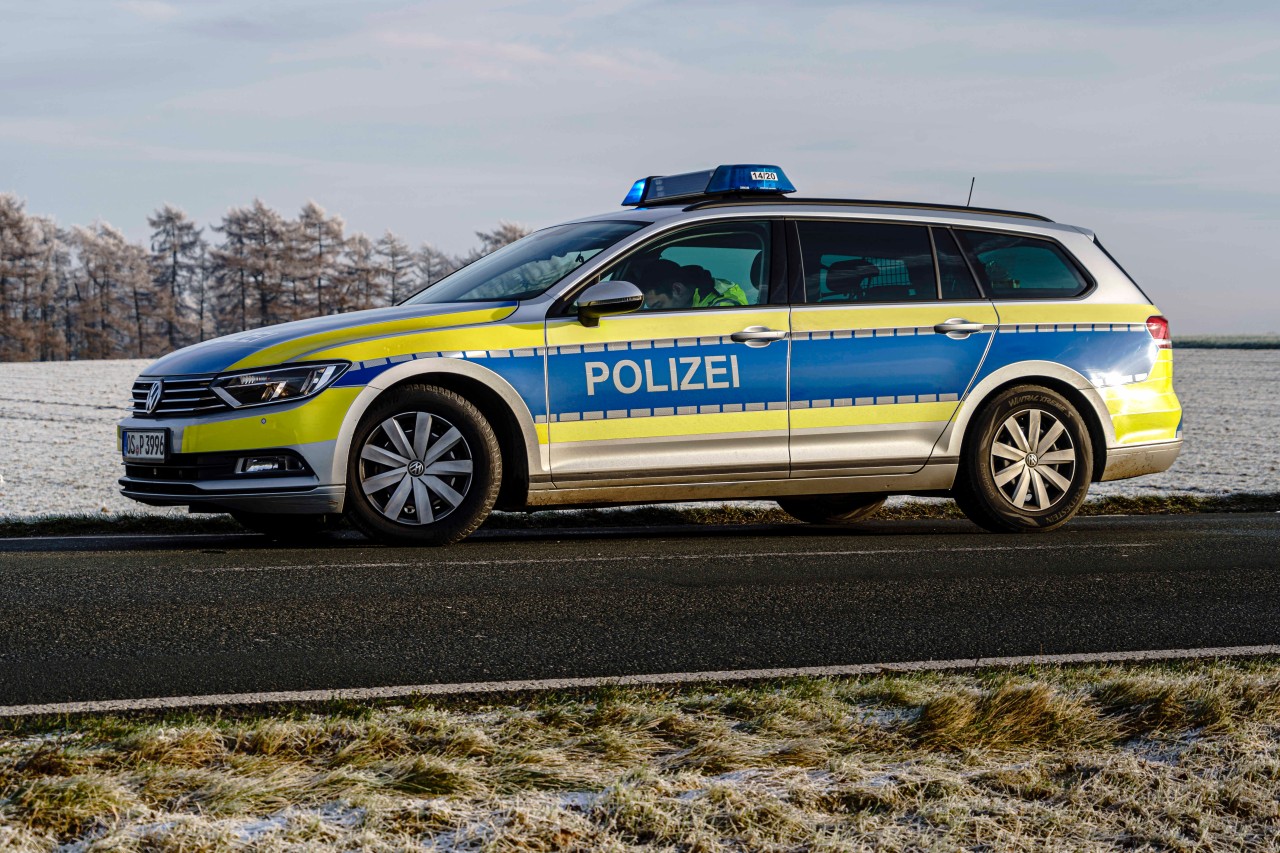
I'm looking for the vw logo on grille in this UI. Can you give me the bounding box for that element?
[145,380,164,414]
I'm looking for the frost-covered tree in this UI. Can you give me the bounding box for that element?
[0,190,537,359]
[375,231,416,304]
[148,205,204,350]
[475,220,530,256]
[29,216,70,361]
[0,193,41,360]
[415,243,455,292]
[294,202,345,316]
[210,201,288,332]
[69,223,149,358]
[337,233,384,312]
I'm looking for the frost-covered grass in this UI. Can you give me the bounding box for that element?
[2,660,1279,850]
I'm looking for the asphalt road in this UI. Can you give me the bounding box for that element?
[1,512,1278,707]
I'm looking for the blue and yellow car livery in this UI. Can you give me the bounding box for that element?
[119,165,1181,543]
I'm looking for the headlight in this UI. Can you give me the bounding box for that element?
[211,362,348,409]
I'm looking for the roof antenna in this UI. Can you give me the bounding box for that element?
[966,176,976,207]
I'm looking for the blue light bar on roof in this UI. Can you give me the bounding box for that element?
[621,178,647,206]
[621,164,795,206]
[707,165,795,195]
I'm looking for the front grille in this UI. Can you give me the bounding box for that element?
[131,375,229,417]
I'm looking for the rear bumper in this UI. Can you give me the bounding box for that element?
[119,479,346,514]
[1100,439,1182,482]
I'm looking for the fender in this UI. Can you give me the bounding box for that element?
[930,359,1117,463]
[327,357,547,489]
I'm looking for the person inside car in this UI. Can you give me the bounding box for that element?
[638,259,748,309]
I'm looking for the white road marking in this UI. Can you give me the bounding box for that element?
[186,543,1156,573]
[1,644,1275,718]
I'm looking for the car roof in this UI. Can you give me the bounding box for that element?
[569,198,1094,240]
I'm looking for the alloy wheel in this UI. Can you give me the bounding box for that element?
[358,411,474,525]
[989,408,1077,511]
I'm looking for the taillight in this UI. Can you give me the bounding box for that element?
[1146,315,1171,349]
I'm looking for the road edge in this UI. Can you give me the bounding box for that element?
[5,644,1278,718]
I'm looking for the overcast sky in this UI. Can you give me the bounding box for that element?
[3,0,1277,332]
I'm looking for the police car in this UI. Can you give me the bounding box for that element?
[119,165,1182,544]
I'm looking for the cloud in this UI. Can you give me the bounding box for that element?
[115,1,177,21]
[5,0,1279,330]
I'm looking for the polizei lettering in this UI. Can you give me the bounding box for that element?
[585,355,741,396]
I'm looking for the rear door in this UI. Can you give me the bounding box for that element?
[787,219,997,476]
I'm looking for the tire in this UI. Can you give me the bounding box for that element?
[229,511,340,541]
[345,384,501,546]
[952,385,1093,533]
[776,494,887,525]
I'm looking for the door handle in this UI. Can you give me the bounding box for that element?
[933,318,985,338]
[730,326,787,347]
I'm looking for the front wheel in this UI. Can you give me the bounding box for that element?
[953,385,1093,533]
[776,494,886,525]
[345,385,502,546]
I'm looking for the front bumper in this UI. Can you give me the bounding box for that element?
[118,387,357,514]
[120,480,346,514]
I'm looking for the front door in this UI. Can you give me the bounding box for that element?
[545,220,790,488]
[787,220,997,476]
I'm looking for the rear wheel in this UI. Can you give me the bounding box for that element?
[776,494,886,525]
[953,385,1093,533]
[345,385,501,546]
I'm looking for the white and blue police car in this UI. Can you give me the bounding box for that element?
[119,165,1182,544]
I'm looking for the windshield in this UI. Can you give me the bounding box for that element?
[404,220,647,304]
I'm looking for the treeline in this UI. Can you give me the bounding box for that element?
[0,193,529,362]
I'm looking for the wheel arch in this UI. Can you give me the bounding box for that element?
[941,361,1113,482]
[329,359,545,510]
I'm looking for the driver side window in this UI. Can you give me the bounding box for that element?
[600,220,772,311]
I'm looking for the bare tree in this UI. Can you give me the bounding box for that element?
[475,220,531,255]
[69,223,146,359]
[148,205,204,350]
[211,206,251,334]
[0,194,41,360]
[294,201,344,316]
[375,231,416,304]
[0,190,536,360]
[336,233,385,312]
[415,243,456,293]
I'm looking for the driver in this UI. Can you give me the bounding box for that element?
[638,260,748,310]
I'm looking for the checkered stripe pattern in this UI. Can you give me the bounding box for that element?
[351,322,1153,424]
[351,323,1149,369]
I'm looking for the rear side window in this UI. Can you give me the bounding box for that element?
[955,230,1089,299]
[931,228,982,300]
[796,221,936,304]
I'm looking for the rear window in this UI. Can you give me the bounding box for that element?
[955,230,1089,299]
[796,221,936,304]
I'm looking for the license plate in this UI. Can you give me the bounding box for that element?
[123,429,167,462]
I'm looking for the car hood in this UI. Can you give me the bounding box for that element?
[142,302,518,376]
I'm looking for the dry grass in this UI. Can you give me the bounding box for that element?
[3,660,1280,850]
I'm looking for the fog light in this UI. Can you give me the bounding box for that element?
[236,455,303,474]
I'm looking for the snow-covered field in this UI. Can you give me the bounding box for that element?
[0,351,1276,518]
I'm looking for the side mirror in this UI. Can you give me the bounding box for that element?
[577,280,644,327]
